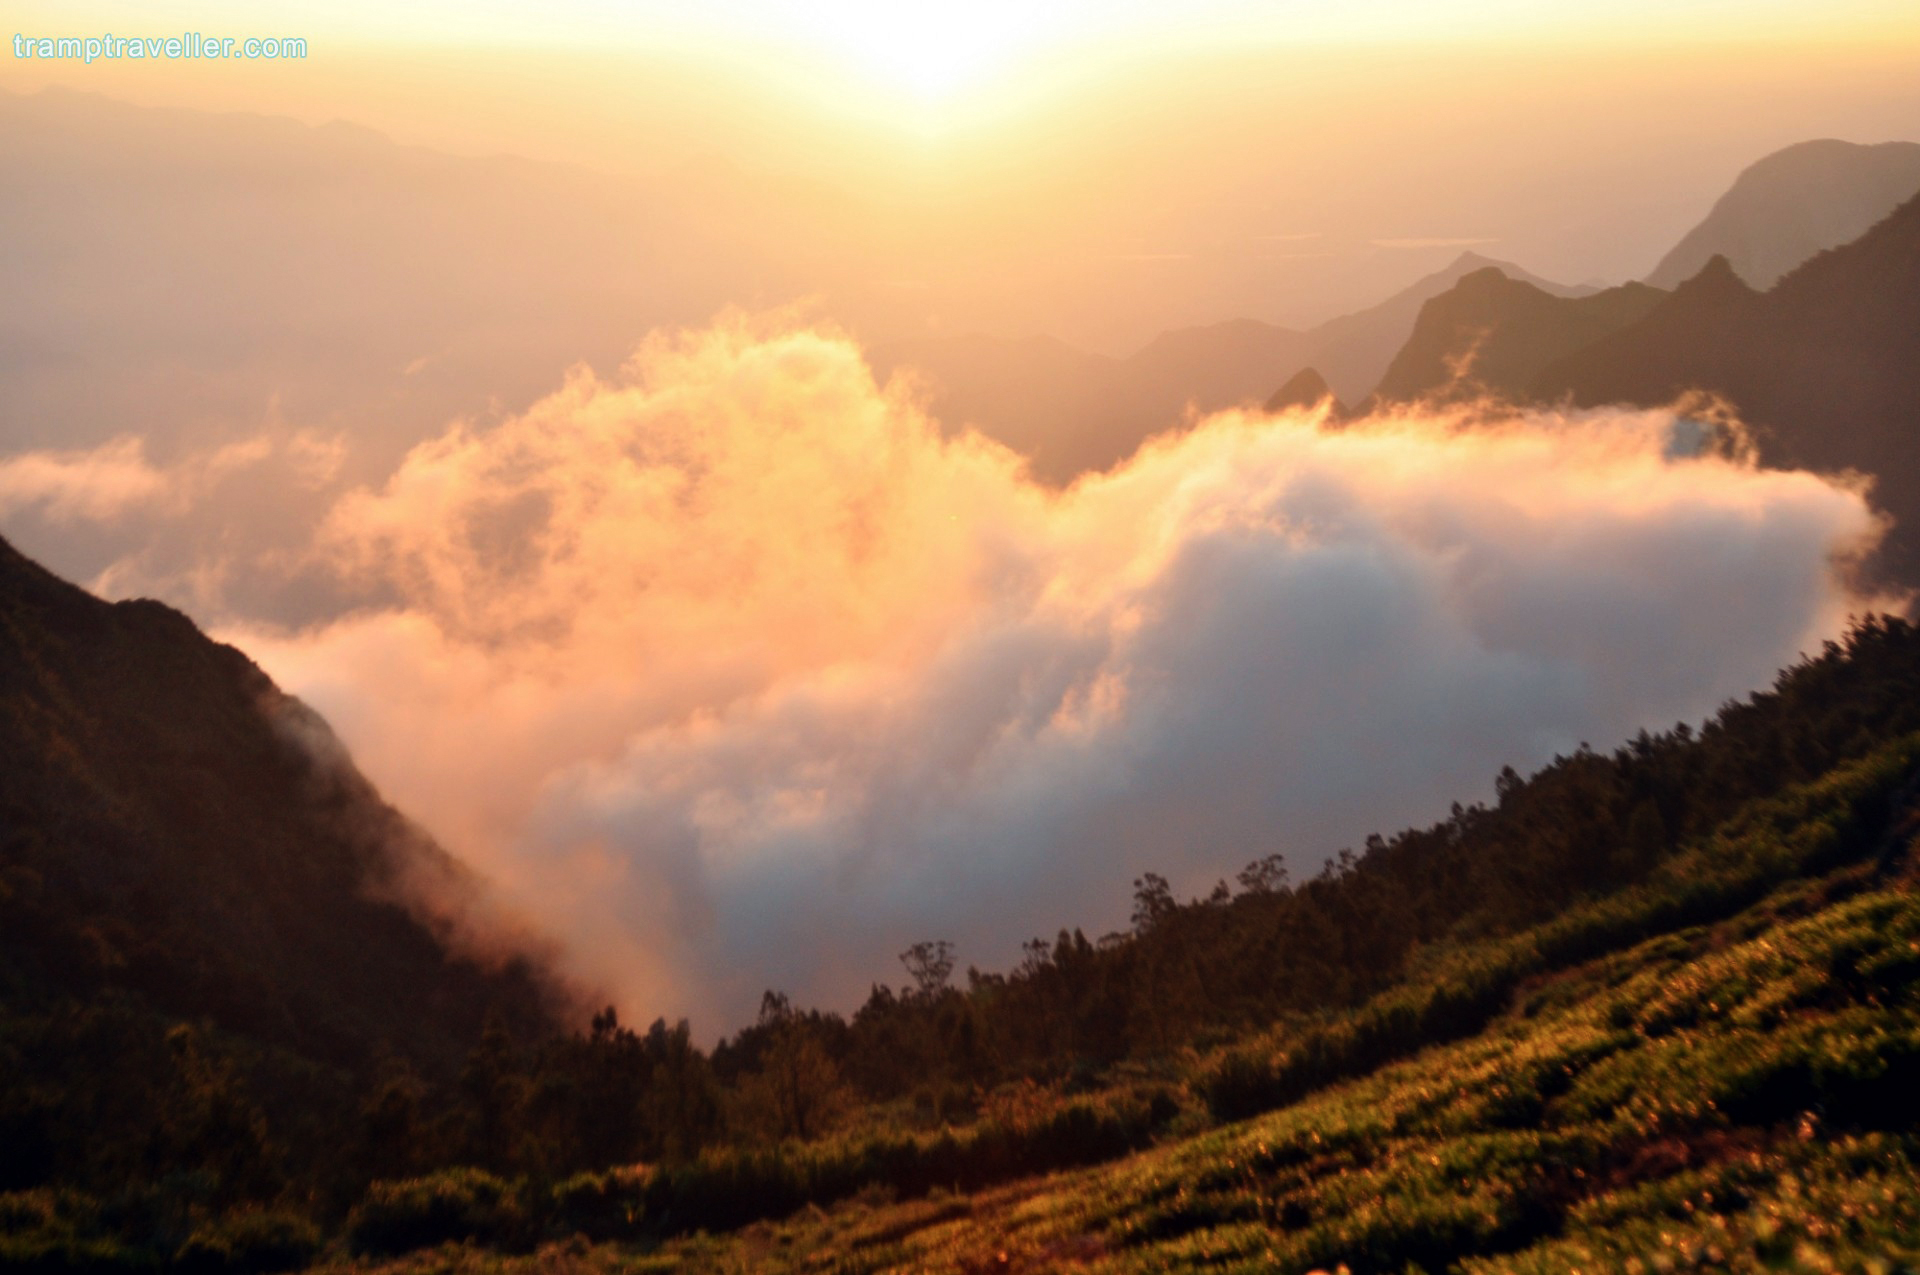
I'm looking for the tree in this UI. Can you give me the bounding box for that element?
[742,994,846,1141]
[459,1013,527,1173]
[641,1017,720,1160]
[899,940,956,997]
[1237,854,1290,896]
[356,1062,426,1184]
[1131,873,1176,933]
[567,1006,647,1171]
[1016,938,1053,979]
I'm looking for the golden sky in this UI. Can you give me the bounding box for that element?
[9,1,1919,152]
[6,1,1920,343]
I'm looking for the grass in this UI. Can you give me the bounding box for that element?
[596,888,1920,1272]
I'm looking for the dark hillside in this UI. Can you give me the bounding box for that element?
[0,534,568,1213]
[0,533,562,1070]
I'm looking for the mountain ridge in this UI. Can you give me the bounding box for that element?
[1538,189,1920,580]
[1647,138,1920,290]
[1371,266,1667,404]
[872,249,1589,481]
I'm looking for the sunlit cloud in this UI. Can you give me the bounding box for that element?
[224,318,1890,1035]
[0,434,275,524]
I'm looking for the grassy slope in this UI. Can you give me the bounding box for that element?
[324,735,1920,1273]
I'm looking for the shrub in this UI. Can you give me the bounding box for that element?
[346,1168,523,1256]
[548,1167,647,1242]
[172,1209,320,1273]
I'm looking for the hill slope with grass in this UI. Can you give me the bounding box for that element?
[317,694,1920,1273]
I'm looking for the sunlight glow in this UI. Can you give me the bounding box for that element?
[732,0,1120,101]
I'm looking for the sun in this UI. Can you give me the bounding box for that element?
[751,0,1118,102]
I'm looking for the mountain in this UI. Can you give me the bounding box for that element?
[0,532,565,1191]
[1538,190,1920,580]
[0,532,564,1063]
[1647,139,1920,290]
[1372,267,1667,404]
[872,252,1589,482]
[1264,366,1349,418]
[1299,250,1597,404]
[0,88,718,463]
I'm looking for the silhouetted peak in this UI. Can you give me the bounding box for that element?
[1265,366,1348,418]
[1675,254,1755,303]
[1730,137,1909,185]
[1454,265,1518,294]
[0,530,50,579]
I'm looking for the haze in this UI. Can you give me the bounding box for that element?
[10,1,1920,348]
[4,0,1918,1032]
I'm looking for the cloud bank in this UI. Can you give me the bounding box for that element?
[0,434,258,524]
[226,319,1887,1034]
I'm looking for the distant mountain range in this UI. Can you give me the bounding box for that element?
[1354,196,1920,581]
[0,88,788,468]
[880,139,1920,487]
[1537,189,1920,580]
[1646,139,1920,290]
[873,252,1591,481]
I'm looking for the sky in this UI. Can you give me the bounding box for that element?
[5,0,1919,1032]
[8,3,1920,347]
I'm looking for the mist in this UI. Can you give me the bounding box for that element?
[204,318,1888,1034]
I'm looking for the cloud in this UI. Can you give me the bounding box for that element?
[0,428,355,624]
[0,430,342,526]
[227,317,1890,1036]
[0,435,186,523]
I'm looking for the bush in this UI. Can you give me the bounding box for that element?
[548,1167,647,1242]
[0,1189,150,1274]
[173,1209,320,1273]
[346,1168,523,1256]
